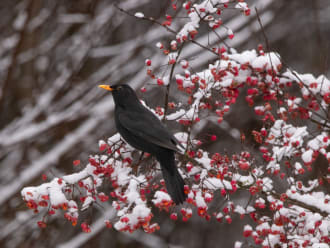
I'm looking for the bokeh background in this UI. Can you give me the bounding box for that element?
[0,0,329,247]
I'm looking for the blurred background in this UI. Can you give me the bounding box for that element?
[0,0,329,247]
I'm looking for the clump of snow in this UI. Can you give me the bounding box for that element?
[234,241,242,248]
[251,52,281,72]
[203,177,232,190]
[286,191,330,214]
[235,2,248,11]
[234,205,246,215]
[134,12,144,18]
[228,50,257,65]
[195,191,207,208]
[152,191,171,205]
[266,120,309,171]
[166,109,185,121]
[302,150,313,163]
[312,244,329,248]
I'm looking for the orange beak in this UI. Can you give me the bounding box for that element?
[98,85,113,91]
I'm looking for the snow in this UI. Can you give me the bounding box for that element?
[233,174,254,186]
[28,9,51,30]
[173,132,188,152]
[107,133,121,145]
[168,52,178,62]
[195,191,207,207]
[162,75,170,86]
[82,196,94,211]
[0,110,76,147]
[256,222,270,232]
[302,150,313,163]
[308,139,320,150]
[286,191,330,214]
[166,109,185,120]
[234,205,246,215]
[294,162,302,171]
[243,224,252,232]
[58,14,89,24]
[98,140,107,148]
[228,50,257,64]
[134,12,144,18]
[282,70,330,98]
[203,177,232,190]
[112,174,151,232]
[195,155,211,170]
[13,11,27,30]
[126,176,145,203]
[235,2,248,10]
[49,184,68,206]
[251,52,281,72]
[35,56,49,71]
[1,34,19,50]
[307,134,329,151]
[219,78,233,87]
[132,204,150,219]
[113,162,132,186]
[152,191,171,204]
[312,244,329,248]
[216,212,223,219]
[1,2,196,244]
[21,161,97,212]
[8,0,330,246]
[246,206,255,213]
[234,241,242,248]
[266,120,310,171]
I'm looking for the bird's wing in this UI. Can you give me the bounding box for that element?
[117,108,182,152]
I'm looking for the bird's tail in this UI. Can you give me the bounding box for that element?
[156,150,187,205]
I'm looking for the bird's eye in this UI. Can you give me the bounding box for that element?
[117,86,122,90]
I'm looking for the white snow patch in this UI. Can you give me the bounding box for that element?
[134,12,144,18]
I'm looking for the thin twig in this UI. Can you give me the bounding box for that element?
[255,7,271,53]
[163,42,185,122]
[114,5,218,57]
[268,191,329,217]
[275,50,329,118]
[255,6,329,119]
[0,0,33,108]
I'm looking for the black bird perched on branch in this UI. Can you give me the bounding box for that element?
[98,84,187,204]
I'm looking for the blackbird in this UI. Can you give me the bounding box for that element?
[99,84,187,204]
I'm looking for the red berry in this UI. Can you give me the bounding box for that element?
[73,160,80,166]
[157,78,164,86]
[105,220,112,228]
[81,222,91,233]
[37,221,47,228]
[243,229,252,237]
[145,59,151,66]
[99,143,108,151]
[170,213,178,221]
[176,78,183,85]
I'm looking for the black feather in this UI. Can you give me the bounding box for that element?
[109,84,187,204]
[156,149,186,204]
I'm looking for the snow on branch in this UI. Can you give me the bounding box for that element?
[15,0,330,247]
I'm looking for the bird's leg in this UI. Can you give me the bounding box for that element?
[132,152,144,176]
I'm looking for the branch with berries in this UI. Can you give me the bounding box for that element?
[20,1,329,247]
